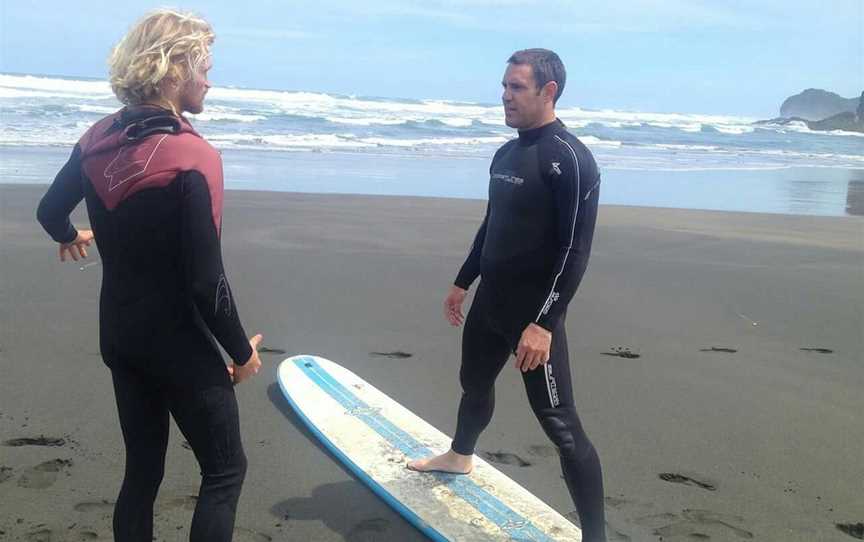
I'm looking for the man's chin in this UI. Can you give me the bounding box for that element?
[505,118,523,129]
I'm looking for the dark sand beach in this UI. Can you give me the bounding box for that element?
[1,184,862,541]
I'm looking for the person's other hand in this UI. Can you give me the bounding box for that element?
[514,323,551,372]
[443,285,468,326]
[59,229,94,262]
[228,334,263,384]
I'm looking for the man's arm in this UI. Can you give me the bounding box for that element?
[534,139,600,331]
[37,145,85,244]
[179,170,254,367]
[453,204,488,290]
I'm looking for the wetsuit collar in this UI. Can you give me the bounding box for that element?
[517,118,565,146]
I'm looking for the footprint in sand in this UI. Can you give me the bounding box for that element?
[607,527,632,542]
[837,522,864,539]
[346,518,390,542]
[634,512,680,527]
[17,459,73,489]
[70,530,100,541]
[479,450,532,467]
[233,527,273,542]
[800,347,834,354]
[74,500,115,515]
[258,347,287,355]
[3,436,66,447]
[527,444,558,458]
[699,347,738,353]
[652,509,753,540]
[369,351,413,359]
[159,494,198,512]
[602,347,641,359]
[24,528,54,542]
[604,496,628,509]
[658,472,717,491]
[0,465,13,483]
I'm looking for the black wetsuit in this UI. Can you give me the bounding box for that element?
[452,119,606,541]
[37,106,249,542]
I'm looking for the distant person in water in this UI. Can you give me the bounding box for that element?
[407,49,606,541]
[36,9,262,542]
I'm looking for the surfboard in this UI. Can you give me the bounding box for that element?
[277,355,582,541]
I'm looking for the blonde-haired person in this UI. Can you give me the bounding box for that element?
[36,9,262,541]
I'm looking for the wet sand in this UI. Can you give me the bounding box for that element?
[1,184,862,541]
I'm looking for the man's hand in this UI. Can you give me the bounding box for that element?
[515,323,551,372]
[228,334,263,384]
[443,285,468,326]
[59,229,94,262]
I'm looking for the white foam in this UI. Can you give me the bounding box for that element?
[579,136,622,147]
[189,111,266,122]
[325,116,406,126]
[206,132,507,150]
[0,74,114,99]
[74,104,117,114]
[207,133,376,149]
[358,136,508,147]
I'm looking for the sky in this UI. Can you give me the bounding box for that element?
[0,0,861,116]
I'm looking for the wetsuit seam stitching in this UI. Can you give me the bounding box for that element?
[536,135,580,323]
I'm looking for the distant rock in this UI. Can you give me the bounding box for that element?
[808,111,861,132]
[753,116,810,126]
[780,89,859,121]
[858,90,864,119]
[756,90,863,133]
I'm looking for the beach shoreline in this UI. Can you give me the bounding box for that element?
[1,184,862,541]
[3,145,864,218]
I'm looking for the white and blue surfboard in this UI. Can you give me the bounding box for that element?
[277,355,583,541]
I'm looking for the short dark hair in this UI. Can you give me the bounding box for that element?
[507,48,566,104]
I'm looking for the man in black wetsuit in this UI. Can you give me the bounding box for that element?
[36,10,261,542]
[408,49,606,541]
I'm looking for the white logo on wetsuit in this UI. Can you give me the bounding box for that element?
[546,363,560,407]
[215,274,233,317]
[491,173,524,185]
[104,134,169,191]
[550,162,562,176]
[541,291,560,315]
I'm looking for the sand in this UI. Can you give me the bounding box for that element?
[1,184,862,541]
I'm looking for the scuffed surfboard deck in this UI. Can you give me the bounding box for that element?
[277,355,582,541]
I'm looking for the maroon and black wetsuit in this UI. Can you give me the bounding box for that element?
[37,105,248,542]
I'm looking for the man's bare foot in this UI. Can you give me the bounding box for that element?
[406,449,473,474]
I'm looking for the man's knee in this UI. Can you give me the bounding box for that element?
[201,448,247,493]
[221,447,247,481]
[537,408,593,461]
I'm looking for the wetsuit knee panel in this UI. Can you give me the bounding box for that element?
[537,409,592,461]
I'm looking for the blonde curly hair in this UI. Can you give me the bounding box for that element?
[109,9,214,105]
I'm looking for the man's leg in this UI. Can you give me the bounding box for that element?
[522,325,606,542]
[408,285,512,473]
[167,374,247,542]
[110,365,170,542]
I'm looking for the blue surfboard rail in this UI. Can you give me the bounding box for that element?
[278,356,561,542]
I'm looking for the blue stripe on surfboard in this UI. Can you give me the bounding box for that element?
[278,361,448,542]
[294,356,558,542]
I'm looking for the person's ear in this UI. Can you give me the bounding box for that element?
[542,81,558,104]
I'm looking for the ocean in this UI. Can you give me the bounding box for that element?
[2,73,862,216]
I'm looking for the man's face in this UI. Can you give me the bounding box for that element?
[502,63,547,129]
[179,56,212,115]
